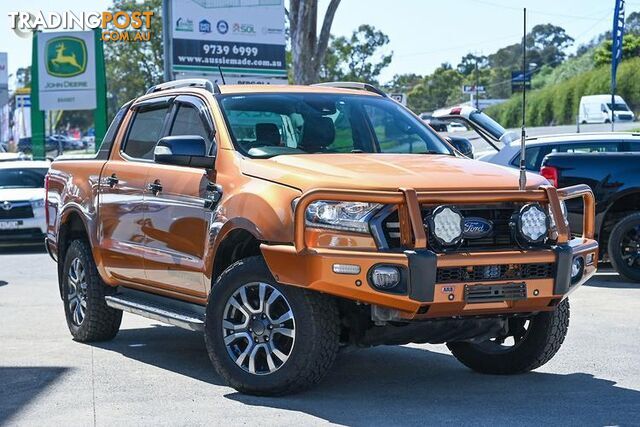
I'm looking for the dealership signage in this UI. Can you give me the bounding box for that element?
[166,0,287,83]
[462,85,485,94]
[511,71,532,92]
[36,31,97,110]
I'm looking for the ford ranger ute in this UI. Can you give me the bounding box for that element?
[45,80,598,396]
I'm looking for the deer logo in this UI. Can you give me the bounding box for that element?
[51,43,82,70]
[45,36,87,78]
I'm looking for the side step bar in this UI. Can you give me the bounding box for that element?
[105,288,206,332]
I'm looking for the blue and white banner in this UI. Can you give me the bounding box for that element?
[611,0,626,93]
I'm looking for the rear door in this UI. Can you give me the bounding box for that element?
[141,95,216,298]
[98,97,172,284]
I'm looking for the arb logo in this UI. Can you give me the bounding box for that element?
[46,36,87,77]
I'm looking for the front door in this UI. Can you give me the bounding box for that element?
[142,96,216,298]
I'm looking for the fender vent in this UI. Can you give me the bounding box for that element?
[464,282,527,303]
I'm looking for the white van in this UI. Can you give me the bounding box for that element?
[579,94,635,124]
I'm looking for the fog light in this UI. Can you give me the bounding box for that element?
[571,256,584,283]
[333,264,361,275]
[370,266,401,290]
[518,204,549,244]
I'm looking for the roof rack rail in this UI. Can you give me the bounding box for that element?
[312,81,387,97]
[146,78,221,95]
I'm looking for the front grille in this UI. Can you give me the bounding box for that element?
[437,263,553,284]
[0,202,34,219]
[381,203,523,252]
[464,283,527,303]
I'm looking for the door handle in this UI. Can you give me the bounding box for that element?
[106,174,119,188]
[146,180,163,195]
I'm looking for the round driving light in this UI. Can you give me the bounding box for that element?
[430,205,464,246]
[571,256,584,283]
[370,266,401,290]
[518,204,549,243]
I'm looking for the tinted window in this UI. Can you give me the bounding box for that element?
[123,106,170,160]
[169,104,212,150]
[0,168,48,188]
[510,146,547,171]
[553,141,620,153]
[627,141,640,152]
[219,94,452,158]
[97,103,130,160]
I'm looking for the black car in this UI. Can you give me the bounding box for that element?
[541,152,640,282]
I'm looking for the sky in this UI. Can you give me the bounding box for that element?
[1,0,639,87]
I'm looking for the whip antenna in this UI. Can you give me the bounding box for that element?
[519,7,528,191]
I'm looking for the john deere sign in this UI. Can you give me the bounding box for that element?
[45,36,87,78]
[37,31,96,110]
[30,29,107,161]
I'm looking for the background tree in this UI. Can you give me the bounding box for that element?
[593,33,640,66]
[385,73,423,93]
[320,25,393,84]
[457,53,488,76]
[104,0,163,119]
[288,0,341,84]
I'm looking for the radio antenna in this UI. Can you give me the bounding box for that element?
[519,7,528,191]
[218,65,226,85]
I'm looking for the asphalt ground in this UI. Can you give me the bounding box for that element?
[1,247,639,426]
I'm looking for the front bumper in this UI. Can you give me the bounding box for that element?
[262,185,598,319]
[0,207,46,246]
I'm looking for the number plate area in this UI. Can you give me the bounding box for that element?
[464,282,527,304]
[0,220,21,230]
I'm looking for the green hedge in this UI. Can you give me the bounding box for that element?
[484,57,640,128]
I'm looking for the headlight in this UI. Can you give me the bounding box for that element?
[518,204,549,243]
[31,199,45,209]
[429,205,464,246]
[305,201,382,233]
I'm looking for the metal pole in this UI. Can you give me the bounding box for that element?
[475,57,479,110]
[519,8,527,191]
[162,0,172,82]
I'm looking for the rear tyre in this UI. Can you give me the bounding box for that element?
[608,213,640,282]
[62,239,122,342]
[205,256,340,396]
[447,299,570,374]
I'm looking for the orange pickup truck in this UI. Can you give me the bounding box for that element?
[45,80,598,396]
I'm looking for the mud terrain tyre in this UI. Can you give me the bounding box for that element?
[447,299,570,374]
[204,256,340,396]
[608,213,640,283]
[62,239,122,342]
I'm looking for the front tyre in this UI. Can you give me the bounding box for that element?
[62,240,122,342]
[608,213,640,282]
[447,299,570,374]
[205,256,340,396]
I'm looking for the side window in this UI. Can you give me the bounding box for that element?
[96,102,130,160]
[123,105,170,160]
[628,141,640,152]
[510,146,543,171]
[552,142,620,153]
[363,104,428,153]
[169,104,212,151]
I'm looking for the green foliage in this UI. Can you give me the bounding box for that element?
[406,63,464,112]
[320,24,393,85]
[485,57,640,128]
[594,33,640,67]
[104,0,163,120]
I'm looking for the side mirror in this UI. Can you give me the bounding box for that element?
[154,135,214,168]
[447,136,474,159]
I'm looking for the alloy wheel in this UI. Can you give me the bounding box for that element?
[222,282,296,375]
[620,223,640,269]
[67,257,88,326]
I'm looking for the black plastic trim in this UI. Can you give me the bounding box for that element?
[553,244,573,294]
[405,249,437,302]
